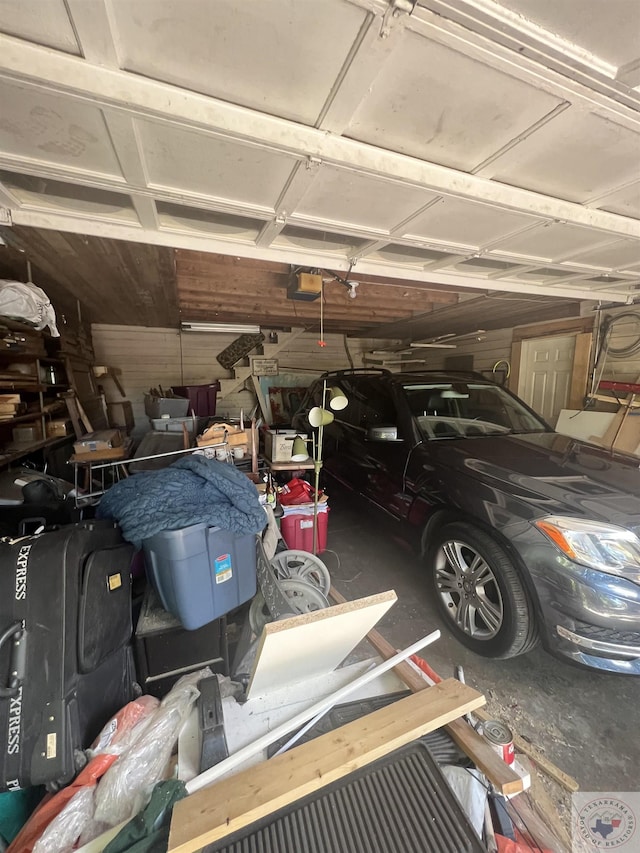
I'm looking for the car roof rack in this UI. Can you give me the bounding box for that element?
[320,367,392,378]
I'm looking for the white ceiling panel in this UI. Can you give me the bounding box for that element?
[597,183,640,219]
[515,267,586,282]
[404,198,540,247]
[157,203,263,240]
[491,110,640,202]
[137,120,298,207]
[295,166,438,231]
[0,170,137,220]
[0,0,79,55]
[502,0,640,70]
[573,239,640,270]
[273,225,368,255]
[496,222,613,261]
[373,245,456,266]
[110,0,367,126]
[0,80,121,175]
[345,29,564,171]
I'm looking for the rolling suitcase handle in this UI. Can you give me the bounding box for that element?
[0,621,27,699]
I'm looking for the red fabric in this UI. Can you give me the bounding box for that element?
[6,754,116,853]
[279,478,322,506]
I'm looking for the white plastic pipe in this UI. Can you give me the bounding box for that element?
[186,628,441,794]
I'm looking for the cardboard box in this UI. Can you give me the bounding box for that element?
[73,429,123,455]
[196,423,252,449]
[46,419,73,438]
[264,429,308,463]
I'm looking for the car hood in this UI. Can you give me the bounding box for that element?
[424,431,640,528]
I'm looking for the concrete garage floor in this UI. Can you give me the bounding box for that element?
[322,483,639,796]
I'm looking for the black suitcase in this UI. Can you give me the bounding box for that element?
[0,520,137,791]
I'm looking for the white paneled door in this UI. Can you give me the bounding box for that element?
[518,334,576,425]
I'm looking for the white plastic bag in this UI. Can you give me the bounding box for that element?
[32,788,95,853]
[0,280,59,336]
[91,669,210,827]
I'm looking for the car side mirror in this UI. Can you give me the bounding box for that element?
[366,426,400,441]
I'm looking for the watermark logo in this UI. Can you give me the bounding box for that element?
[573,793,637,850]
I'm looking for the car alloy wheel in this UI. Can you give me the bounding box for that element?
[435,539,504,639]
[426,522,539,658]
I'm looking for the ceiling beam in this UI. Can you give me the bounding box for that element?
[0,35,638,241]
[7,207,635,303]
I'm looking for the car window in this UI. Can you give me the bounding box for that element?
[403,382,547,440]
[338,377,397,430]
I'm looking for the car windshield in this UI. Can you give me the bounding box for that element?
[403,381,548,440]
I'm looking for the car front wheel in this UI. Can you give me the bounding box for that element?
[426,522,539,659]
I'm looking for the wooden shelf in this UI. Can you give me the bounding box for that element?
[0,435,70,467]
[0,412,45,426]
[265,455,315,471]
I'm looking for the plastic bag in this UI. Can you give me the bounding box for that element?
[32,789,95,853]
[0,281,59,337]
[7,696,160,853]
[91,670,209,829]
[90,695,159,755]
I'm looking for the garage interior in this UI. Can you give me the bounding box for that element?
[0,1,639,851]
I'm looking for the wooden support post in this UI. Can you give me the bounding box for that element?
[251,375,272,424]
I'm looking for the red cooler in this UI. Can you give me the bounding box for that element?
[281,508,328,553]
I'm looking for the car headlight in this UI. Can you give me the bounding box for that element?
[534,516,640,583]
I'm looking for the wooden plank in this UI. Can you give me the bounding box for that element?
[508,339,522,395]
[568,331,592,410]
[329,585,523,796]
[168,679,485,853]
[516,757,573,851]
[63,392,84,440]
[505,793,571,853]
[474,711,578,794]
[512,315,593,343]
[247,591,397,699]
[251,375,272,422]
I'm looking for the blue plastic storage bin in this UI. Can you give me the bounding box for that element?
[142,523,257,630]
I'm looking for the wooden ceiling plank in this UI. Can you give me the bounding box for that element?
[177,281,435,314]
[177,255,463,303]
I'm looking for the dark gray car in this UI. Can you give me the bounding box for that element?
[293,369,640,674]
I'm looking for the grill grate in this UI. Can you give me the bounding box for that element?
[207,741,487,853]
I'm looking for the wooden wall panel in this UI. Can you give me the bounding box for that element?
[416,329,514,381]
[92,325,384,432]
[0,225,179,328]
[176,250,456,333]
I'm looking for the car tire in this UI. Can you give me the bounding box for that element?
[426,522,539,659]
